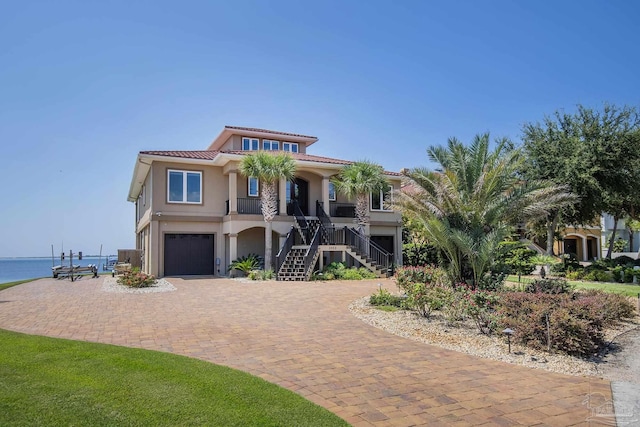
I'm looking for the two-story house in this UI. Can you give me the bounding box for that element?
[127,126,403,280]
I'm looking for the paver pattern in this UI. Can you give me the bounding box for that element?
[0,277,613,426]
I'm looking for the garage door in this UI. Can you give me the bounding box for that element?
[164,234,214,276]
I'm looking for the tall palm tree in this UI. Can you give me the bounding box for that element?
[395,133,575,286]
[239,152,296,270]
[332,160,389,232]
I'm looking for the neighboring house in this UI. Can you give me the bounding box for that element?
[600,213,640,258]
[554,225,602,261]
[127,126,403,279]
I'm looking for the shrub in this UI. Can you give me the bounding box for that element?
[464,290,500,335]
[442,288,470,324]
[395,265,444,294]
[248,269,275,281]
[582,270,611,282]
[405,283,450,318]
[117,268,157,288]
[228,254,264,275]
[498,290,635,357]
[369,288,405,307]
[314,263,378,280]
[524,278,574,294]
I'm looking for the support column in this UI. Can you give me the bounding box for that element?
[582,237,588,261]
[229,171,237,214]
[322,176,330,214]
[229,233,238,276]
[279,177,287,215]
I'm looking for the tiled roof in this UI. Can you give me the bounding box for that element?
[140,150,220,160]
[139,149,400,176]
[225,126,317,139]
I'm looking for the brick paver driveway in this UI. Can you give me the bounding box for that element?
[0,277,612,426]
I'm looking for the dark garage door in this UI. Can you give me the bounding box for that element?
[164,234,214,276]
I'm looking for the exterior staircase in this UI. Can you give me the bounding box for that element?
[275,201,393,281]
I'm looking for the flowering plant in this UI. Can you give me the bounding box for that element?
[117,268,157,288]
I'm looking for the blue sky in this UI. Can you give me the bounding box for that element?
[1,0,638,257]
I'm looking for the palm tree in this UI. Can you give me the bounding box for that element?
[239,152,296,270]
[331,160,388,232]
[395,133,575,287]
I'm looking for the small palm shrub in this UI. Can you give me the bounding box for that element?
[117,268,157,288]
[228,254,264,275]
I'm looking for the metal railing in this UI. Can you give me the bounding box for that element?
[303,227,321,280]
[276,226,295,276]
[329,202,356,218]
[344,227,392,274]
[292,201,310,243]
[225,198,280,215]
[316,201,334,244]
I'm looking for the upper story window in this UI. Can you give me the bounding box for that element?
[168,169,202,204]
[248,177,259,197]
[282,142,298,153]
[328,182,336,201]
[263,139,279,150]
[242,137,259,151]
[370,183,393,211]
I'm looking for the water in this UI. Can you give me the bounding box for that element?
[0,256,111,284]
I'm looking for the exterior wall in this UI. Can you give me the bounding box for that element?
[554,226,602,261]
[150,161,228,217]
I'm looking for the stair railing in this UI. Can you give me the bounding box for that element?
[292,201,310,243]
[303,227,321,280]
[315,200,334,244]
[344,227,393,275]
[276,226,296,278]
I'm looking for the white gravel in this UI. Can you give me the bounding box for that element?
[101,276,176,294]
[349,295,639,380]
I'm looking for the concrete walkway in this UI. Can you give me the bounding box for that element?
[0,277,616,426]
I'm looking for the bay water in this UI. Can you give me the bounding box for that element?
[0,256,112,284]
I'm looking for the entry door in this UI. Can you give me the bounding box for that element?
[287,178,309,216]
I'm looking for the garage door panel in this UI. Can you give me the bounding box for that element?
[164,233,214,276]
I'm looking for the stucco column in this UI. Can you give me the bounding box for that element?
[228,171,237,214]
[229,233,238,276]
[279,177,287,216]
[322,176,330,215]
[395,225,403,266]
[582,237,588,261]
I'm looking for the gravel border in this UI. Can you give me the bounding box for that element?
[101,277,176,294]
[349,295,639,379]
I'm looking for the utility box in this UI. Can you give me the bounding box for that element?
[118,249,142,269]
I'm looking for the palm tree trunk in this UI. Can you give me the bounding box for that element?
[546,213,559,256]
[356,193,368,232]
[265,221,273,270]
[606,215,619,259]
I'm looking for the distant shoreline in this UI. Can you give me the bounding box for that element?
[0,255,114,260]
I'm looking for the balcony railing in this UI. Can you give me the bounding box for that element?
[329,202,356,218]
[226,198,280,215]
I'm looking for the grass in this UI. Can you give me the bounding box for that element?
[0,329,348,427]
[0,279,34,291]
[506,275,640,297]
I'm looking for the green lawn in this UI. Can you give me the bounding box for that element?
[0,329,347,427]
[506,275,640,297]
[0,279,34,291]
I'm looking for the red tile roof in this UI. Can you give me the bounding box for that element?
[140,149,400,176]
[141,150,220,160]
[225,126,317,139]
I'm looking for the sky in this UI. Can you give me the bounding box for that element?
[1,0,638,257]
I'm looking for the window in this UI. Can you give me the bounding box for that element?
[282,142,298,153]
[328,182,336,201]
[242,137,259,151]
[168,170,202,203]
[263,139,279,150]
[248,177,259,197]
[370,183,392,211]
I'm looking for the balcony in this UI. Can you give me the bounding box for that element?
[329,202,356,218]
[226,198,280,215]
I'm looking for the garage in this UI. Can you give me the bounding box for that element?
[164,234,215,276]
